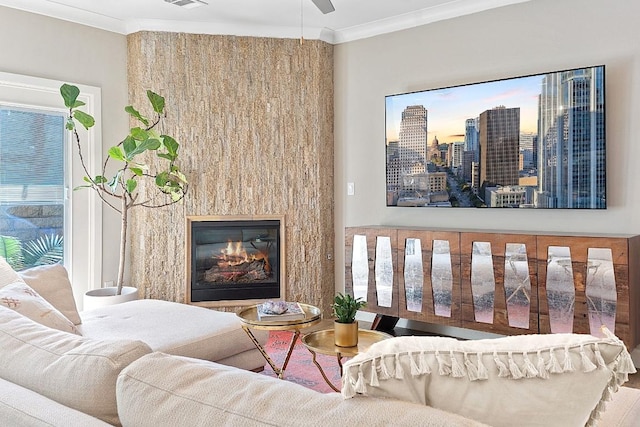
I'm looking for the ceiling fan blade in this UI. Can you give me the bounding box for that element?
[311,0,335,14]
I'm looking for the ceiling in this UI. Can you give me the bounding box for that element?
[0,0,532,44]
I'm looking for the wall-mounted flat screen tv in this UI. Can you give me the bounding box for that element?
[385,65,605,209]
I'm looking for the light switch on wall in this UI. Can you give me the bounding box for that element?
[347,182,355,196]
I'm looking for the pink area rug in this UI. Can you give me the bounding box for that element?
[260,330,342,393]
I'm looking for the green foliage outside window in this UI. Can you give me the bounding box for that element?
[0,234,63,271]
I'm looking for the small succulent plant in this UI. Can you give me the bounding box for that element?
[332,292,366,324]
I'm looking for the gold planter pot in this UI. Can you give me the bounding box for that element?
[334,320,359,347]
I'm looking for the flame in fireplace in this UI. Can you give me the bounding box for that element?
[220,241,251,266]
[217,241,271,272]
[203,239,273,283]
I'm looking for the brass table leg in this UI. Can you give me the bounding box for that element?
[242,326,299,380]
[308,349,342,392]
[337,352,347,376]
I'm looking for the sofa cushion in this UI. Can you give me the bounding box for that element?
[19,263,82,325]
[0,281,79,334]
[342,330,636,427]
[79,299,269,365]
[0,377,112,427]
[117,352,487,427]
[0,305,152,425]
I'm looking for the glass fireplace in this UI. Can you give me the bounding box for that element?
[187,216,284,306]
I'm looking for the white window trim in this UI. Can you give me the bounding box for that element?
[0,71,102,304]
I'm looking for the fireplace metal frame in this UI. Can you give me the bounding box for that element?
[185,214,286,308]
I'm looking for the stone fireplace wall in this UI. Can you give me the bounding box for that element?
[126,32,334,314]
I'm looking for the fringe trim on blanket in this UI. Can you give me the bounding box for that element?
[580,345,597,373]
[341,327,638,410]
[476,352,489,380]
[585,339,636,427]
[450,351,466,378]
[379,355,391,380]
[355,368,367,394]
[537,350,549,379]
[410,352,421,376]
[522,352,538,378]
[418,350,431,375]
[369,358,379,386]
[546,347,563,374]
[494,351,510,378]
[464,353,479,381]
[508,351,524,379]
[563,346,575,372]
[435,351,451,376]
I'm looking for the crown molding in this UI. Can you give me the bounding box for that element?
[0,0,129,33]
[333,0,532,44]
[0,0,531,44]
[125,19,335,44]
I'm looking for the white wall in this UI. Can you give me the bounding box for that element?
[334,0,640,291]
[0,6,128,296]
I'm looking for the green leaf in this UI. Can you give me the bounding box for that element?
[73,110,95,130]
[126,179,137,194]
[331,292,366,323]
[65,118,75,131]
[144,138,162,151]
[60,84,80,108]
[108,146,126,162]
[147,90,165,114]
[161,135,179,156]
[122,135,137,157]
[22,234,63,267]
[157,153,176,161]
[130,127,149,141]
[125,105,149,126]
[94,175,108,184]
[72,100,86,108]
[130,167,143,176]
[125,138,161,161]
[155,171,169,187]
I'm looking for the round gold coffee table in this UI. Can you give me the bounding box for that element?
[302,328,392,392]
[237,303,322,379]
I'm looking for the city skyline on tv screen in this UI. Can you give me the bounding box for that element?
[385,65,606,209]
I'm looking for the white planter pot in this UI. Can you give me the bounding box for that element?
[83,286,139,311]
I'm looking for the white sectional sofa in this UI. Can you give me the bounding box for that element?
[0,259,268,425]
[0,260,269,371]
[2,259,640,426]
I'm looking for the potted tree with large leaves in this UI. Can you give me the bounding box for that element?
[61,84,187,308]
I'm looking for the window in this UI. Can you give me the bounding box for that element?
[0,106,66,269]
[0,72,102,300]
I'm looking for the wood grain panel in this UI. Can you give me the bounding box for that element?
[345,228,639,349]
[397,229,461,327]
[537,235,633,347]
[344,227,398,316]
[460,232,538,336]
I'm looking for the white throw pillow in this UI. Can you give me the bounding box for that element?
[0,281,80,334]
[19,263,81,325]
[0,306,152,425]
[0,255,22,287]
[342,331,636,427]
